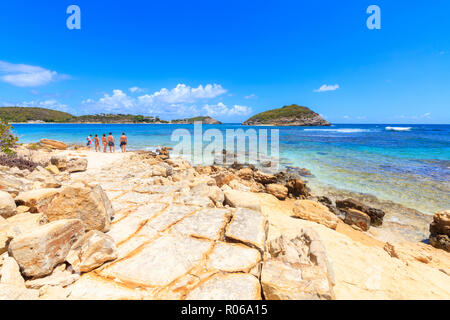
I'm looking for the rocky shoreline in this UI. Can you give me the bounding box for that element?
[0,141,449,300]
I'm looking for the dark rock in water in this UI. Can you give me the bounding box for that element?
[336,198,385,227]
[286,166,313,177]
[286,178,309,199]
[429,210,450,252]
[344,209,371,231]
[261,161,272,168]
[317,196,342,216]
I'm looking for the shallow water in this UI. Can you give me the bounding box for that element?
[11,123,450,214]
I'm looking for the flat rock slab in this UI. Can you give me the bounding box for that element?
[100,234,213,287]
[225,208,268,253]
[207,242,261,274]
[185,273,261,300]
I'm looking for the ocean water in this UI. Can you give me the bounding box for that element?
[11,123,450,214]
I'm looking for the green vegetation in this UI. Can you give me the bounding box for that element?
[0,118,18,155]
[0,107,74,123]
[245,104,315,122]
[0,107,169,124]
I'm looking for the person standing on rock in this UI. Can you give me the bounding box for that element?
[120,133,127,153]
[102,134,107,152]
[107,132,115,153]
[93,134,100,152]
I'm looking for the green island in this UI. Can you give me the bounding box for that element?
[242,104,330,126]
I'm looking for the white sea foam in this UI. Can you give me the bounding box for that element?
[304,128,372,133]
[385,127,412,132]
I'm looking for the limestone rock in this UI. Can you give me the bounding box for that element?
[0,191,16,218]
[0,284,39,300]
[15,188,60,213]
[186,273,261,300]
[26,166,61,188]
[266,184,288,200]
[224,189,261,212]
[66,230,118,273]
[46,164,60,175]
[212,171,236,187]
[50,155,67,171]
[8,219,85,278]
[261,230,335,300]
[26,264,80,289]
[286,178,309,199]
[4,212,48,238]
[66,158,88,173]
[0,173,25,194]
[429,210,450,252]
[254,171,277,185]
[1,256,25,288]
[190,183,224,207]
[292,200,339,230]
[45,184,114,232]
[225,208,268,253]
[39,285,71,300]
[237,167,254,180]
[207,242,262,275]
[344,209,371,231]
[336,198,385,227]
[40,139,68,150]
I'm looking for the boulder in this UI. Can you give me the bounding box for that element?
[429,210,450,252]
[292,200,339,230]
[344,209,371,231]
[15,188,60,213]
[25,264,80,289]
[45,184,114,232]
[66,230,118,273]
[254,171,277,185]
[261,229,335,300]
[237,167,254,180]
[40,139,68,150]
[66,158,88,173]
[1,256,25,288]
[286,178,309,199]
[0,173,25,195]
[8,219,85,278]
[266,184,288,200]
[223,189,261,212]
[0,191,17,218]
[46,164,60,175]
[50,155,67,171]
[26,166,61,188]
[212,171,236,187]
[336,198,385,227]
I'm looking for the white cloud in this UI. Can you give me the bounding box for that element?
[314,84,340,93]
[245,94,257,99]
[0,61,65,87]
[82,84,228,117]
[129,86,145,93]
[203,102,252,117]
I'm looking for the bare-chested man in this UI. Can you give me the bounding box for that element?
[120,133,127,153]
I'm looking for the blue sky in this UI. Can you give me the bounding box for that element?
[0,0,449,123]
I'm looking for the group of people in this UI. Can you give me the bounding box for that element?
[86,133,128,153]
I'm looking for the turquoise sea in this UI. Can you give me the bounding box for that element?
[11,123,450,215]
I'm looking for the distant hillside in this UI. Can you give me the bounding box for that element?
[171,116,222,124]
[0,107,74,123]
[242,104,330,126]
[0,107,168,123]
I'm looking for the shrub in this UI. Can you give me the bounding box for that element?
[0,118,18,155]
[0,154,40,171]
